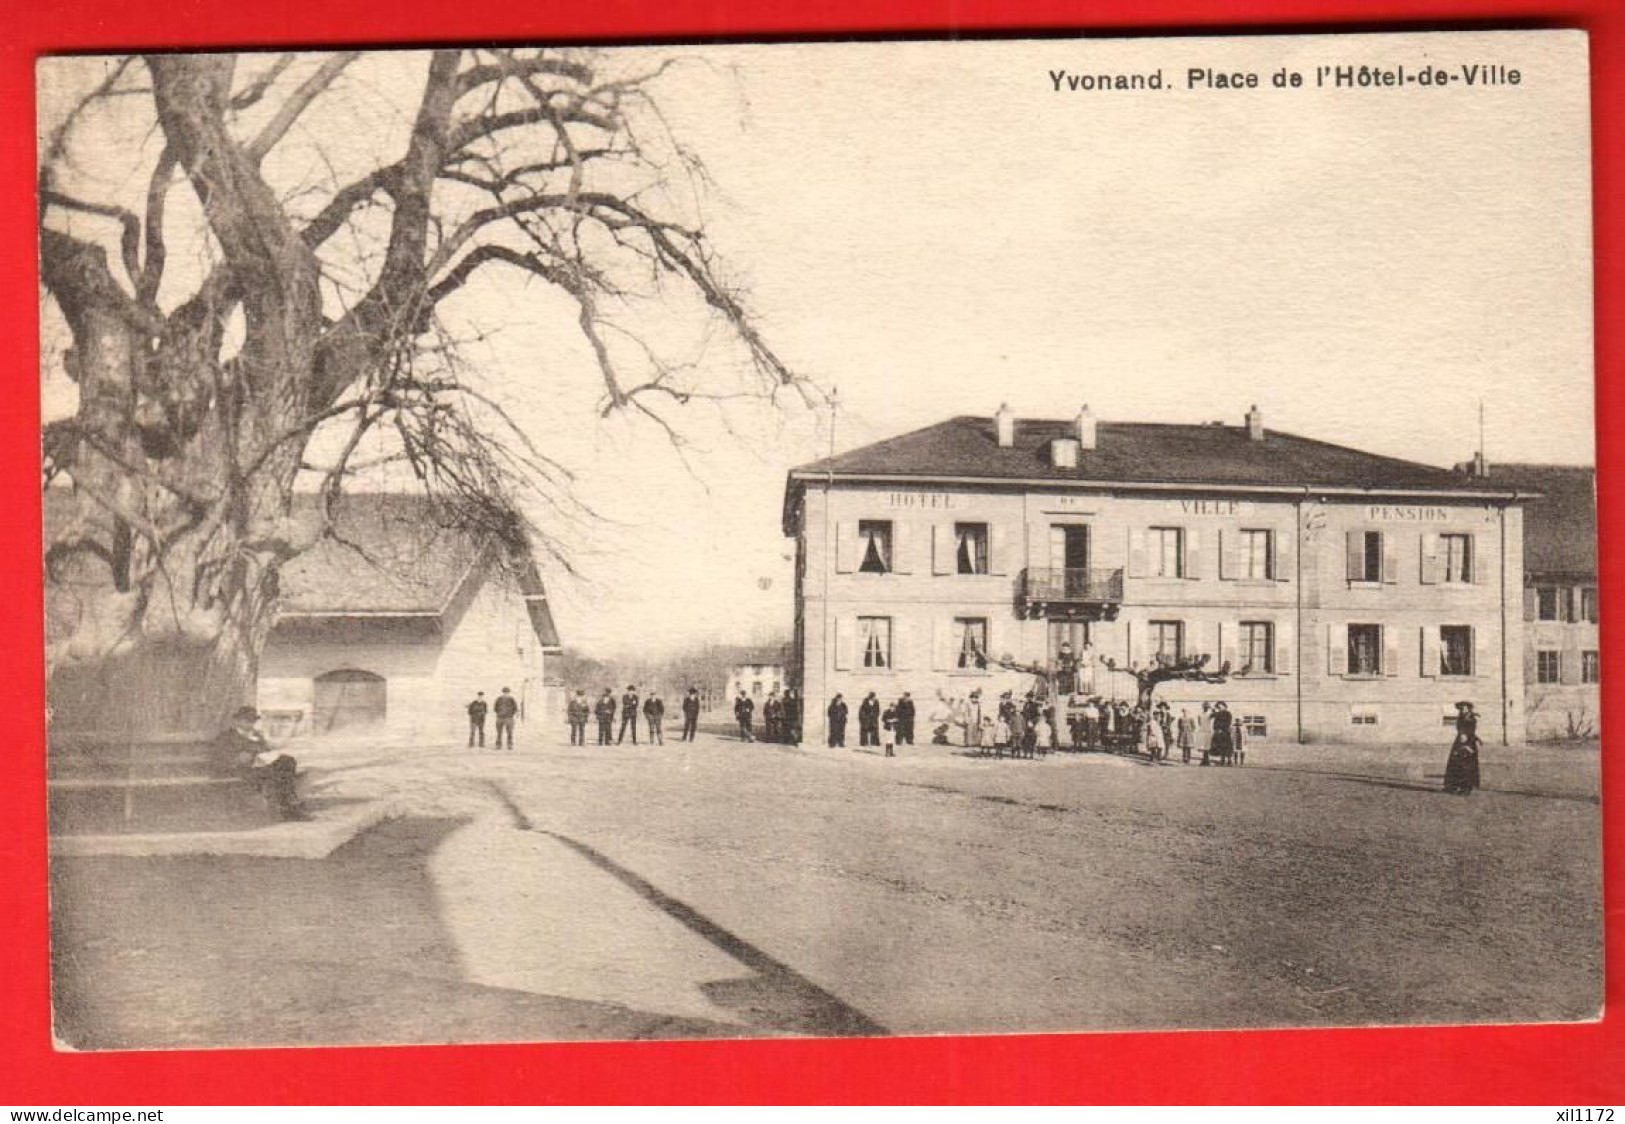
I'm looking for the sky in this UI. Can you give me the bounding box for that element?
[38,32,1595,658]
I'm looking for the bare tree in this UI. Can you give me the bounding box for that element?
[1098,653,1231,712]
[40,49,803,737]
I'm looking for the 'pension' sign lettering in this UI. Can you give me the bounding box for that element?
[1366,505,1452,521]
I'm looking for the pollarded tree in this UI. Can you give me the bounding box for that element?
[1098,653,1232,712]
[40,49,802,738]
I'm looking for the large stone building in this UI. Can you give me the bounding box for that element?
[783,407,1535,746]
[1478,463,1598,740]
[257,494,561,741]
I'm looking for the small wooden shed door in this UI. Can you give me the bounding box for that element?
[313,669,387,733]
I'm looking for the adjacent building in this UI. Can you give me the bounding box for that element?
[257,494,562,741]
[783,407,1535,745]
[1476,463,1598,740]
[725,649,790,702]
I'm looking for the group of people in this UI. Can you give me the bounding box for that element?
[824,691,914,756]
[732,688,802,744]
[561,686,704,746]
[463,688,522,749]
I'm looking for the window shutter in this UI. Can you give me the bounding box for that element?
[985,618,1001,667]
[1127,528,1147,579]
[1568,587,1582,624]
[1219,621,1236,673]
[1274,620,1292,676]
[1327,624,1347,676]
[1523,586,1537,622]
[1419,532,1440,584]
[1381,533,1398,584]
[1523,643,1537,685]
[1473,626,1488,678]
[834,617,855,670]
[1419,626,1439,678]
[932,619,952,671]
[1219,529,1236,580]
[988,525,1007,576]
[1383,625,1400,676]
[892,523,911,574]
[932,525,953,575]
[1126,619,1144,668]
[1345,531,1362,581]
[892,621,911,670]
[1185,529,1202,580]
[1471,534,1488,585]
[835,522,856,573]
[1273,526,1293,582]
[1559,644,1580,685]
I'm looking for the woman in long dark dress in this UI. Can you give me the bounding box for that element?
[1443,701,1483,795]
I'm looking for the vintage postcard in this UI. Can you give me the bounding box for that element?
[38,29,1598,1050]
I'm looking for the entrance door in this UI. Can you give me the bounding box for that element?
[313,669,387,733]
[1048,525,1090,597]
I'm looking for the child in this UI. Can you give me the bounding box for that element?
[881,703,897,758]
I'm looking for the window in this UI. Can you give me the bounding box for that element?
[1440,534,1473,583]
[1348,531,1383,582]
[858,616,892,668]
[954,617,988,669]
[1149,620,1184,663]
[1536,650,1561,684]
[1241,529,1273,580]
[1582,587,1599,624]
[1439,625,1473,676]
[955,523,989,575]
[1537,586,1560,621]
[1149,527,1184,578]
[1350,709,1380,727]
[1348,624,1382,675]
[1239,621,1273,674]
[1242,714,1268,738]
[1582,651,1600,684]
[857,521,892,574]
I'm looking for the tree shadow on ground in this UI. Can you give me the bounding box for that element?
[485,781,886,1038]
[49,815,750,1049]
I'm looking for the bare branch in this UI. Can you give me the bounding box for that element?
[245,51,361,164]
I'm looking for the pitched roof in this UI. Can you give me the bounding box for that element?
[275,493,487,615]
[790,416,1524,498]
[1480,463,1596,576]
[43,489,560,640]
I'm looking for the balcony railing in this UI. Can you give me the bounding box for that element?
[1019,567,1125,617]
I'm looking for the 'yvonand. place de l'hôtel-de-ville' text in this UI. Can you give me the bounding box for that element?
[1049,63,1523,92]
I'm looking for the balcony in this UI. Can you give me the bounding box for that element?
[1018,567,1124,620]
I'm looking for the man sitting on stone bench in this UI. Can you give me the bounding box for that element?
[215,706,311,821]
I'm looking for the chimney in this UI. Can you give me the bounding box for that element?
[1245,404,1264,442]
[994,402,1015,448]
[1075,404,1097,450]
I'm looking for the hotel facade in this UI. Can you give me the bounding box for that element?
[782,407,1533,746]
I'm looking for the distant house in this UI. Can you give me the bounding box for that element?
[724,649,788,702]
[1470,463,1598,739]
[257,494,562,741]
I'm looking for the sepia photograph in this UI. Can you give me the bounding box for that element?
[37,29,1600,1052]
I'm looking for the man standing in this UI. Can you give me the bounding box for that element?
[734,692,755,742]
[763,690,782,743]
[858,691,881,747]
[783,688,801,744]
[644,691,665,745]
[493,687,519,750]
[595,689,617,746]
[567,689,590,746]
[680,687,701,741]
[895,692,916,746]
[617,684,640,744]
[827,693,849,747]
[466,692,488,749]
